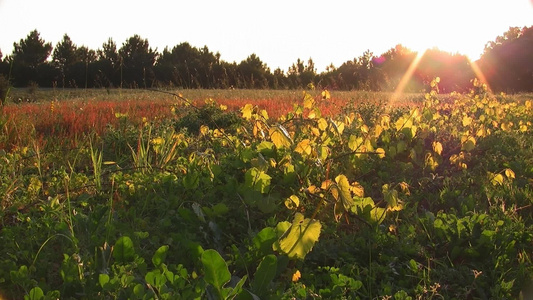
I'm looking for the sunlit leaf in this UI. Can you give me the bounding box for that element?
[334,175,355,211]
[303,92,315,109]
[369,207,387,224]
[383,184,402,211]
[350,181,365,198]
[284,195,300,210]
[200,125,209,136]
[488,172,504,186]
[432,141,443,155]
[329,119,345,135]
[321,89,331,100]
[462,115,472,127]
[292,269,302,282]
[295,139,312,156]
[241,104,254,120]
[376,148,386,158]
[245,167,272,193]
[504,168,515,180]
[269,125,292,149]
[274,213,321,260]
[348,135,364,152]
[317,118,328,131]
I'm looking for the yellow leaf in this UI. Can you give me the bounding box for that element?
[374,125,383,138]
[361,124,369,134]
[380,115,390,129]
[219,104,227,111]
[432,141,443,155]
[241,104,254,120]
[335,175,355,212]
[200,125,209,136]
[489,172,504,186]
[504,168,515,180]
[321,90,331,100]
[275,213,321,260]
[303,93,315,109]
[295,139,312,156]
[462,115,472,127]
[269,126,292,149]
[285,195,300,210]
[292,270,301,282]
[350,182,365,197]
[376,148,386,158]
[317,118,328,131]
[348,135,364,152]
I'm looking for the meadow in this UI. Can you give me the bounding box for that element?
[0,83,532,299]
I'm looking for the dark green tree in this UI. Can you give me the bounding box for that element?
[11,30,53,86]
[119,35,157,88]
[53,34,79,87]
[95,38,119,87]
[237,54,269,89]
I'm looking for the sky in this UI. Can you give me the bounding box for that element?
[1,0,532,72]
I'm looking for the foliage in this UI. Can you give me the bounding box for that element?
[0,85,531,299]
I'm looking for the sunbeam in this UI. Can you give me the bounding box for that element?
[390,49,426,104]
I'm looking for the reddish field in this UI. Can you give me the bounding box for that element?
[0,89,420,149]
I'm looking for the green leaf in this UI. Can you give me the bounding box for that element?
[25,287,44,300]
[253,227,277,255]
[99,273,110,288]
[275,213,322,260]
[201,249,231,292]
[252,255,277,296]
[244,167,272,193]
[152,245,169,267]
[113,236,135,263]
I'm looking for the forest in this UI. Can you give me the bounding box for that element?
[0,26,532,94]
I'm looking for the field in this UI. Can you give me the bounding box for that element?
[0,84,532,299]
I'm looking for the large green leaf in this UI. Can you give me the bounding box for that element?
[252,254,277,297]
[273,213,321,260]
[113,236,135,264]
[152,245,169,267]
[244,167,272,193]
[201,249,231,294]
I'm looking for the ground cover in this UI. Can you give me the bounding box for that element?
[0,82,531,299]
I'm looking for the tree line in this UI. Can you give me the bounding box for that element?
[0,26,532,93]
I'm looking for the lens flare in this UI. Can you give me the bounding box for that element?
[390,49,426,104]
[390,49,491,105]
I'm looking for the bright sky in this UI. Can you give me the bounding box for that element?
[1,0,532,72]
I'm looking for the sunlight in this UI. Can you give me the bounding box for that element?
[468,58,492,92]
[390,49,426,104]
[390,47,492,104]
